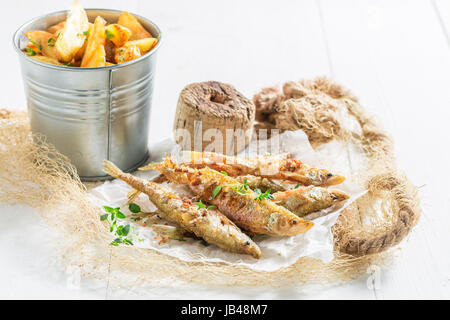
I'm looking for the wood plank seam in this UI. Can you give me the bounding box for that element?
[316,0,377,299]
[431,0,450,47]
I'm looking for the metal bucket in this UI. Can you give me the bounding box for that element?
[13,9,162,180]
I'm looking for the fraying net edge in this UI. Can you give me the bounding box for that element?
[0,76,417,288]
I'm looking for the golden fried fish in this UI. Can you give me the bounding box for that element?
[103,160,261,258]
[273,186,349,217]
[179,151,345,187]
[141,158,314,236]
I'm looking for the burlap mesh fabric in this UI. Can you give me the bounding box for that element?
[0,77,420,287]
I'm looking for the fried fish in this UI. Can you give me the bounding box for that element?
[103,160,261,258]
[178,151,345,187]
[141,157,313,236]
[273,186,349,217]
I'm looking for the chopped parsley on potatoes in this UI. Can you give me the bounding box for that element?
[24,0,158,67]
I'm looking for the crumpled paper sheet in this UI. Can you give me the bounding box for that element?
[88,130,366,272]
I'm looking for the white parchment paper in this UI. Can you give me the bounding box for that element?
[88,130,366,272]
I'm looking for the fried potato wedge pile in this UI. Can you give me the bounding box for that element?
[23,0,158,67]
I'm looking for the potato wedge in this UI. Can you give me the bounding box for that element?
[105,24,132,47]
[124,38,158,54]
[114,43,141,64]
[25,31,58,59]
[30,55,63,66]
[81,16,107,67]
[74,23,94,61]
[118,11,152,40]
[26,42,41,55]
[47,21,66,36]
[81,45,106,67]
[55,0,89,62]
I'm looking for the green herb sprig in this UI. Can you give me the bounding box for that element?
[100,206,134,246]
[129,203,141,221]
[30,39,42,51]
[128,203,141,213]
[254,188,274,201]
[47,37,56,47]
[195,200,216,210]
[211,185,224,200]
[231,179,249,195]
[211,179,249,200]
[26,47,36,56]
[105,29,114,40]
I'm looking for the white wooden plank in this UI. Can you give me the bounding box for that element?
[317,0,382,299]
[137,0,332,143]
[320,0,450,299]
[434,0,450,45]
[3,0,449,299]
[105,280,376,300]
[0,205,107,299]
[101,0,377,299]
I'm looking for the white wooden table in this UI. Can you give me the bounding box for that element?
[1,0,449,299]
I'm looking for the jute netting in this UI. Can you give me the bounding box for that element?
[0,77,420,287]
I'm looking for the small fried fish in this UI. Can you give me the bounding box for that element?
[140,157,313,236]
[273,186,349,217]
[179,151,345,187]
[103,160,261,258]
